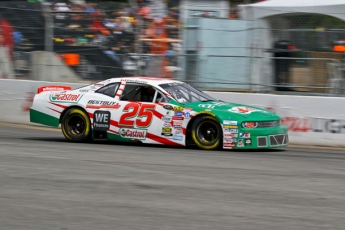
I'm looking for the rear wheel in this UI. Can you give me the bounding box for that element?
[61,108,91,142]
[191,116,221,150]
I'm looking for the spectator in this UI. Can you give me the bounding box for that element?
[0,17,14,59]
[138,3,151,21]
[55,3,71,12]
[13,31,23,47]
[111,17,133,35]
[120,4,133,15]
[84,4,95,13]
[229,6,238,19]
[103,18,117,29]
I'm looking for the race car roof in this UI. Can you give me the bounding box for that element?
[104,77,182,87]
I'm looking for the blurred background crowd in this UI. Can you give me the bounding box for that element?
[2,0,345,96]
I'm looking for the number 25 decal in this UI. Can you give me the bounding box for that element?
[119,103,156,127]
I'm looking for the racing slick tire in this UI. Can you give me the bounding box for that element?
[61,108,91,142]
[191,115,222,150]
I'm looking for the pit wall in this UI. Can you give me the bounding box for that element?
[1,79,344,147]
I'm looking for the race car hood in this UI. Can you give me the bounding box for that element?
[185,100,280,121]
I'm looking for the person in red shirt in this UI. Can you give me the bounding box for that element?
[0,18,14,59]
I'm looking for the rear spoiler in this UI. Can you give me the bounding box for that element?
[37,85,72,94]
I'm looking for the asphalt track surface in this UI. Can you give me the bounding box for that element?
[0,124,345,230]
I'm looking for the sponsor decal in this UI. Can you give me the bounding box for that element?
[184,112,191,119]
[173,120,183,126]
[223,120,237,125]
[281,117,310,132]
[228,107,257,114]
[245,139,252,146]
[174,111,183,117]
[242,122,257,128]
[173,136,183,141]
[162,127,172,133]
[94,83,104,87]
[223,125,238,129]
[240,133,250,138]
[173,106,184,112]
[162,127,173,137]
[124,79,147,84]
[310,118,345,134]
[93,111,110,131]
[163,105,173,110]
[164,123,172,127]
[224,133,238,137]
[237,140,244,147]
[184,108,193,112]
[119,128,147,140]
[198,102,227,109]
[267,107,345,133]
[281,117,345,134]
[224,129,240,133]
[79,89,89,92]
[42,86,66,91]
[161,133,173,137]
[189,10,219,17]
[174,129,183,135]
[162,116,172,122]
[86,100,120,109]
[172,116,184,120]
[224,138,237,143]
[223,142,235,149]
[197,110,216,117]
[50,93,82,102]
[173,120,183,128]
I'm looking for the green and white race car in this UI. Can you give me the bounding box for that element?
[30,77,288,150]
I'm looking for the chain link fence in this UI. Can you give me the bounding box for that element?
[1,1,345,96]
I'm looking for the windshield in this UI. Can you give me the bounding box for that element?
[159,83,216,103]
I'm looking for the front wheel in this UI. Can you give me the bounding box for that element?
[191,116,222,150]
[61,108,91,142]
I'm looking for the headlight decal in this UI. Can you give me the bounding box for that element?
[242,122,258,128]
[242,120,281,128]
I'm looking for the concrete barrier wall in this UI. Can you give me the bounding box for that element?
[207,91,345,147]
[0,79,83,124]
[30,51,81,83]
[1,79,345,147]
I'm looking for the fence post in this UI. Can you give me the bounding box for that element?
[41,3,53,53]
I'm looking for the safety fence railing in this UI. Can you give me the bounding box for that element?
[8,50,345,96]
[194,55,344,96]
[2,2,345,97]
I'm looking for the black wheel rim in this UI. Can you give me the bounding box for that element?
[66,114,86,136]
[196,121,219,145]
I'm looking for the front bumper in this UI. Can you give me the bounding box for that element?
[223,125,289,149]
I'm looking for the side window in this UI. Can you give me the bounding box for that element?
[120,83,157,103]
[155,91,169,103]
[95,83,119,97]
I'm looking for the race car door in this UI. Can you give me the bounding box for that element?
[88,83,121,138]
[115,83,177,145]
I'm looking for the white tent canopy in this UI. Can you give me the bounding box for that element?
[237,0,345,92]
[239,0,345,21]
